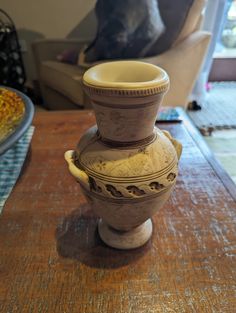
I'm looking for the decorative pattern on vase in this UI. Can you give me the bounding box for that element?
[83,83,169,98]
[86,166,178,199]
[78,127,178,179]
[84,186,173,231]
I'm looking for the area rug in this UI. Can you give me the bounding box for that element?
[204,129,236,184]
[188,82,236,130]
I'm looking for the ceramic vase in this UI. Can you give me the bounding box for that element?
[65,61,182,250]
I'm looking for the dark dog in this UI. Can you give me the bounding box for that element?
[84,0,165,62]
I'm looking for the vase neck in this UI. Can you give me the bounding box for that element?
[93,99,161,143]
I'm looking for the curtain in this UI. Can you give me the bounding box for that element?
[192,0,231,103]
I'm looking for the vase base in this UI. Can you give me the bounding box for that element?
[98,219,153,250]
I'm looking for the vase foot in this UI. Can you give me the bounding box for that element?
[98,219,153,250]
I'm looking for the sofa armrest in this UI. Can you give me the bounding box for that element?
[166,30,211,56]
[32,38,90,77]
[143,30,211,107]
[32,38,89,62]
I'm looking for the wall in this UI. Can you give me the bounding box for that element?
[1,0,96,82]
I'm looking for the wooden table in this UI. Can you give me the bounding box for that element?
[0,111,236,313]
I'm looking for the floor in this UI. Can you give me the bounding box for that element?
[188,82,236,184]
[204,130,236,183]
[188,82,236,129]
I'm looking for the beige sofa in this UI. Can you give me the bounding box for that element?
[32,0,210,110]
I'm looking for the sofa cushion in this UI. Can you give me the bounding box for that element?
[40,61,85,105]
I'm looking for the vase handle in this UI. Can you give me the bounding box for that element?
[64,150,90,189]
[162,130,182,160]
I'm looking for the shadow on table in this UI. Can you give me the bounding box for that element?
[55,204,151,269]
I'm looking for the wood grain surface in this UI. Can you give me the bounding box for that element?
[0,111,235,313]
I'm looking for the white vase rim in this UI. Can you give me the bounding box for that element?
[83,61,169,91]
